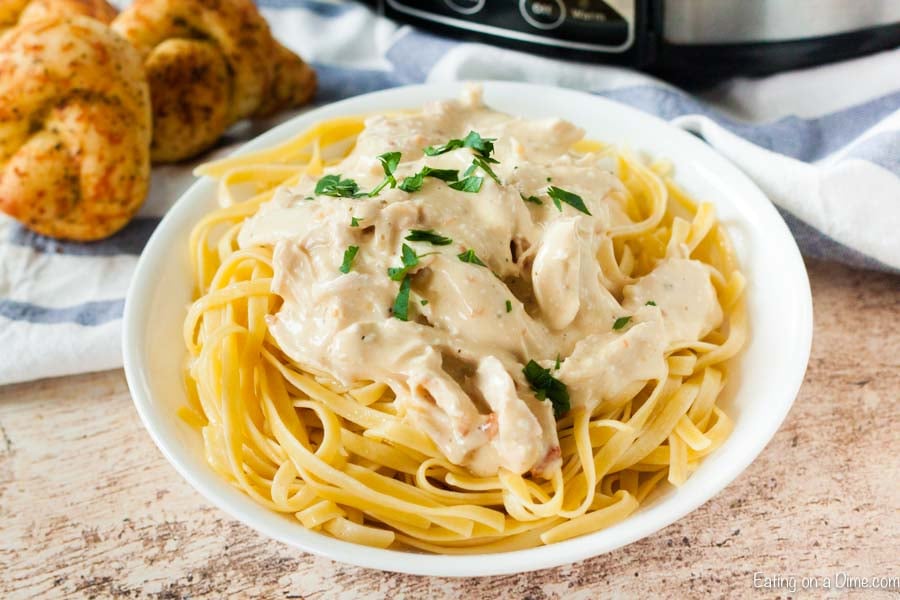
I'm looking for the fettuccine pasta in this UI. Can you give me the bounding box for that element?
[182,91,746,552]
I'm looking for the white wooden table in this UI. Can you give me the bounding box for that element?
[2,259,898,598]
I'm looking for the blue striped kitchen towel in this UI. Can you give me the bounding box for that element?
[1,0,898,384]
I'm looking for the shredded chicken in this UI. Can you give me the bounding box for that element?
[239,91,724,477]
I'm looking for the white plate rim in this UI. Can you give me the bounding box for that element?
[123,80,813,577]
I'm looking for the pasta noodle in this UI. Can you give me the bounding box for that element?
[182,110,747,552]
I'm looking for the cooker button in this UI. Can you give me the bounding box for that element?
[444,0,486,15]
[519,0,566,30]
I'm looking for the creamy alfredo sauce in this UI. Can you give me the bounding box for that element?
[239,89,723,478]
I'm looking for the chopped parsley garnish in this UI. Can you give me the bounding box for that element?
[448,176,484,193]
[523,360,570,418]
[408,131,498,194]
[547,186,592,215]
[645,300,657,306]
[387,243,420,281]
[464,156,500,184]
[420,299,429,306]
[350,216,362,227]
[613,316,632,330]
[315,174,364,198]
[422,168,459,182]
[339,245,359,273]
[505,300,512,313]
[398,166,459,192]
[398,172,425,193]
[546,176,552,182]
[425,131,497,161]
[405,229,452,246]
[463,131,498,160]
[457,248,487,267]
[554,354,561,370]
[520,193,543,205]
[379,151,401,174]
[368,151,401,196]
[392,275,411,321]
[423,139,464,157]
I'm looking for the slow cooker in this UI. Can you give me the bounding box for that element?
[367,0,900,84]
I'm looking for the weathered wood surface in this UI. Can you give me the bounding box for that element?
[1,259,898,599]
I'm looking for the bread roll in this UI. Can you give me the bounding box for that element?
[113,0,317,162]
[0,17,151,240]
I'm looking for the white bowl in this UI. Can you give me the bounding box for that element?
[123,81,813,577]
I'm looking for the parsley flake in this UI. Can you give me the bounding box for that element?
[505,300,512,313]
[523,360,570,418]
[424,139,463,157]
[448,176,484,193]
[420,299,429,306]
[387,243,420,281]
[339,245,359,274]
[315,174,364,198]
[398,172,425,193]
[547,186,592,215]
[398,166,459,193]
[392,275,411,321]
[462,131,498,160]
[350,217,362,227]
[379,151,401,174]
[520,193,543,205]
[423,168,459,182]
[368,151,402,197]
[457,248,487,267]
[465,156,500,184]
[646,300,657,306]
[405,229,452,246]
[613,316,632,330]
[425,131,497,160]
